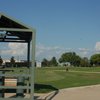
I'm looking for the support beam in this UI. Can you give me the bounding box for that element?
[16,76,25,97]
[30,30,36,100]
[0,86,31,89]
[27,42,30,68]
[0,28,32,32]
[0,98,31,100]
[0,74,31,77]
[0,40,27,43]
[0,71,4,97]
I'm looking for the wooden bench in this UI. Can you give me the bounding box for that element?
[5,78,17,86]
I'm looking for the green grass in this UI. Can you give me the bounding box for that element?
[35,67,100,93]
[68,67,100,72]
[3,67,100,93]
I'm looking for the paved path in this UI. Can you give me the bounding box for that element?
[51,85,100,100]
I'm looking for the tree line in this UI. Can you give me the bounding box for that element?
[41,52,100,67]
[0,56,29,68]
[0,52,100,67]
[0,56,15,67]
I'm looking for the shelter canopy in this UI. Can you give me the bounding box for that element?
[0,13,33,43]
[0,13,36,99]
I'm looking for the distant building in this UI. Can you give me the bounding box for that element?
[3,59,10,63]
[36,61,42,68]
[3,59,20,64]
[59,62,71,67]
[3,59,29,67]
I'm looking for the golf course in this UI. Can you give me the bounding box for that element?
[35,67,100,93]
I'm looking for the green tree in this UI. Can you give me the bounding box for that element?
[59,52,81,66]
[41,58,49,67]
[90,54,100,66]
[0,56,3,65]
[50,57,58,66]
[10,56,15,67]
[80,57,90,67]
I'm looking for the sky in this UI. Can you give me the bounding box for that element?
[0,0,100,61]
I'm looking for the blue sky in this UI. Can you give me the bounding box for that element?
[0,0,100,61]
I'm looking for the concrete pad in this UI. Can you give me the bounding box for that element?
[52,85,100,100]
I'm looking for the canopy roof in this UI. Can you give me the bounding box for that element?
[0,13,36,99]
[0,13,34,42]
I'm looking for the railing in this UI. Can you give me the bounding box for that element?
[0,70,31,99]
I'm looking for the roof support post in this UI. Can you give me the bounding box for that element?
[0,71,4,97]
[30,30,36,100]
[27,42,30,68]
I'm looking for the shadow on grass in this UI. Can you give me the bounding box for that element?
[35,83,58,93]
[4,84,59,99]
[5,83,58,93]
[35,83,59,100]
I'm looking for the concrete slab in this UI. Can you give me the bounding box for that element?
[52,85,100,100]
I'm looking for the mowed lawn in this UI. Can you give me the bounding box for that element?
[35,67,100,93]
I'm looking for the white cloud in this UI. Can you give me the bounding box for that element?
[0,42,96,60]
[36,42,100,60]
[1,43,27,56]
[36,43,72,61]
[95,42,100,52]
[78,48,90,57]
[8,43,27,55]
[78,48,89,51]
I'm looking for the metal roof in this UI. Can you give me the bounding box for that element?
[0,13,34,42]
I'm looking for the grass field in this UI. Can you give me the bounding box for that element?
[3,67,100,93]
[35,67,100,93]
